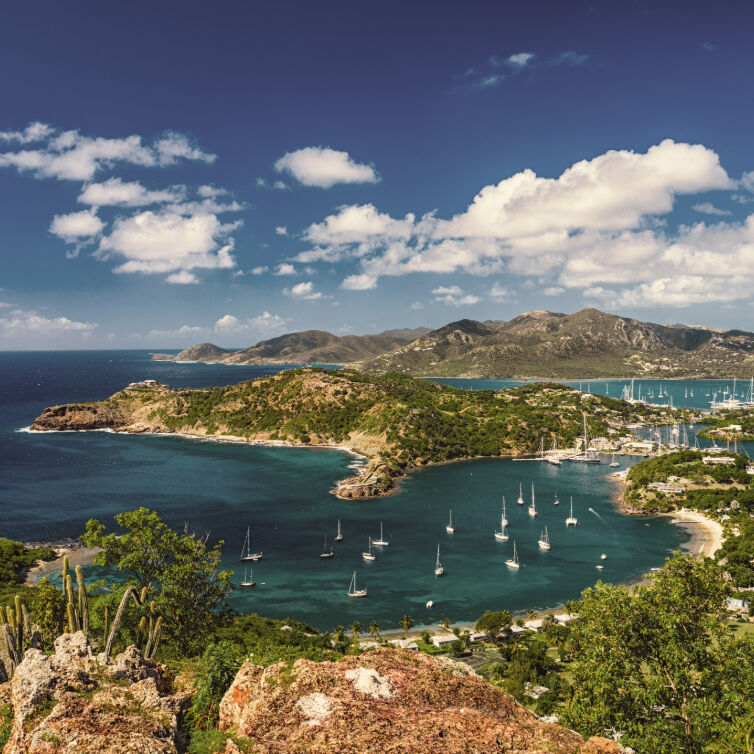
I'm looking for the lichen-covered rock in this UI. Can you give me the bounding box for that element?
[219,648,596,753]
[3,632,189,754]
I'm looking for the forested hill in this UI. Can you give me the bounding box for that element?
[31,368,683,499]
[151,327,430,365]
[352,308,754,378]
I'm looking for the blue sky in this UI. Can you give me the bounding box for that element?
[1,0,753,348]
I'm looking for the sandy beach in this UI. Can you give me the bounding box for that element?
[661,508,724,558]
[23,545,102,586]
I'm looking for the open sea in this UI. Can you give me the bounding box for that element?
[2,351,751,631]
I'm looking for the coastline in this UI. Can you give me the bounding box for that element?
[23,544,102,586]
[659,508,724,558]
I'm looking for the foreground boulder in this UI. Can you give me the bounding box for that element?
[1,632,189,753]
[219,648,620,753]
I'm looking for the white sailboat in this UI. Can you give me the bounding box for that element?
[445,509,454,534]
[320,535,334,559]
[494,498,509,541]
[335,519,343,542]
[528,482,537,518]
[240,566,256,587]
[362,536,376,561]
[609,453,620,468]
[538,526,551,550]
[566,497,578,527]
[240,526,263,562]
[347,571,367,598]
[566,414,601,463]
[553,492,560,506]
[434,544,444,577]
[373,521,389,547]
[516,482,525,505]
[505,541,520,569]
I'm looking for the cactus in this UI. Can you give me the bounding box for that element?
[145,616,162,660]
[76,565,89,635]
[104,586,139,660]
[103,605,110,647]
[66,601,77,634]
[14,595,23,655]
[136,616,147,651]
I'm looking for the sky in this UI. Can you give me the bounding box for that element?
[1,0,754,349]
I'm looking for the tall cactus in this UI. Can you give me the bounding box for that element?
[75,565,89,635]
[144,616,162,660]
[103,605,110,648]
[104,586,139,660]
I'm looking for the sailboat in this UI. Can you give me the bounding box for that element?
[320,535,334,559]
[538,526,551,550]
[566,497,578,527]
[494,498,509,541]
[505,541,520,569]
[566,414,601,463]
[553,493,560,506]
[609,453,620,468]
[373,521,389,547]
[240,527,262,562]
[528,482,537,518]
[362,536,376,562]
[546,437,561,465]
[445,509,454,534]
[434,544,444,577]
[240,566,256,587]
[335,519,343,542]
[347,571,367,598]
[516,482,525,505]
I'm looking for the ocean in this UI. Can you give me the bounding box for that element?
[3,351,747,631]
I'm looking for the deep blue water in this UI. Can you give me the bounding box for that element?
[3,351,734,631]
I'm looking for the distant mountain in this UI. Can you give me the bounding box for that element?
[151,328,431,365]
[351,308,754,378]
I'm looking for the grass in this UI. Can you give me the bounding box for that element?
[186,729,255,753]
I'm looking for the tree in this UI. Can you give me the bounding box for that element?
[351,621,361,641]
[441,617,451,631]
[399,614,414,636]
[31,577,65,650]
[475,610,512,638]
[83,508,232,654]
[562,553,743,753]
[333,625,346,644]
[368,621,380,640]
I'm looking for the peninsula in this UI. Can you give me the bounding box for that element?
[31,368,687,499]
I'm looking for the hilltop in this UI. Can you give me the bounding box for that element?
[31,368,685,499]
[151,327,430,365]
[351,308,754,378]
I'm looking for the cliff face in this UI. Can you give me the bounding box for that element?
[218,648,620,753]
[1,632,189,754]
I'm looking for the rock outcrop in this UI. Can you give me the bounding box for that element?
[1,632,189,754]
[219,648,620,753]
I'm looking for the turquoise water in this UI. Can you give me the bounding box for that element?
[4,352,745,631]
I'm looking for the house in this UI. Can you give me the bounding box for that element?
[431,633,458,648]
[553,613,577,625]
[524,682,550,700]
[469,631,490,643]
[727,598,750,613]
[746,465,754,475]
[647,482,686,494]
[524,619,544,632]
[390,638,419,650]
[702,456,736,466]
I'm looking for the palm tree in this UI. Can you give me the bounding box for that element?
[368,620,380,640]
[333,625,346,643]
[399,614,414,636]
[527,609,537,621]
[351,621,361,641]
[441,617,451,632]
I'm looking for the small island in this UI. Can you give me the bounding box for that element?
[31,368,691,500]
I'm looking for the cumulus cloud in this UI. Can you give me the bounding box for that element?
[432,285,480,306]
[0,123,214,181]
[274,147,379,188]
[250,266,268,275]
[77,178,185,207]
[488,282,513,302]
[214,311,289,335]
[49,210,104,242]
[294,140,748,307]
[0,308,96,336]
[97,210,239,280]
[148,324,205,338]
[507,52,535,67]
[692,202,731,216]
[275,226,288,236]
[283,281,329,300]
[273,263,297,276]
[543,286,565,296]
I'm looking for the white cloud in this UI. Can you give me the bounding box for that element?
[295,140,746,307]
[283,281,329,300]
[543,286,565,295]
[165,270,199,284]
[432,285,480,307]
[273,180,288,190]
[148,324,205,338]
[740,171,754,192]
[197,184,228,198]
[97,210,238,280]
[488,282,513,302]
[0,124,214,181]
[507,52,535,67]
[274,146,379,188]
[0,121,54,143]
[0,308,96,336]
[273,263,297,276]
[214,311,289,335]
[275,226,288,236]
[49,209,104,242]
[250,265,268,275]
[78,177,185,207]
[411,301,424,310]
[692,202,731,216]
